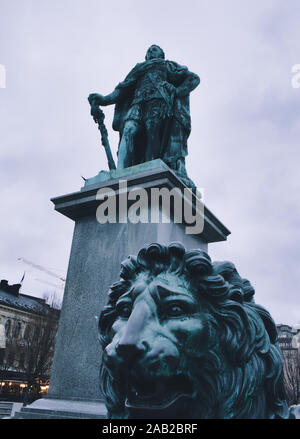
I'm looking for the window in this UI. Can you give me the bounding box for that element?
[24,324,32,339]
[13,321,22,338]
[5,320,11,336]
[0,349,4,365]
[19,352,25,368]
[8,351,15,365]
[33,326,40,338]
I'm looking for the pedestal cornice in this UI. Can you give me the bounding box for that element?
[51,161,230,244]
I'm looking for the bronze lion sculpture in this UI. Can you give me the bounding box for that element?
[98,242,289,419]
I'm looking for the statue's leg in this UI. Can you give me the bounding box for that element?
[144,100,168,162]
[144,118,164,162]
[117,120,140,169]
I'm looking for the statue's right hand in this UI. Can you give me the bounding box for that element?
[88,93,105,105]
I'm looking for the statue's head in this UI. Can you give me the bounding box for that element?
[99,243,289,419]
[145,45,165,60]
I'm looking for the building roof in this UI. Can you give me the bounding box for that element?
[277,324,293,330]
[0,279,60,318]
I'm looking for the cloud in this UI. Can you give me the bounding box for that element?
[0,0,299,324]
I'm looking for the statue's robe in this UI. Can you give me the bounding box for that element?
[112,59,200,167]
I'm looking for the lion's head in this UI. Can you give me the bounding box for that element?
[99,242,289,419]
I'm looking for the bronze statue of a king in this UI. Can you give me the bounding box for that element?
[88,45,200,184]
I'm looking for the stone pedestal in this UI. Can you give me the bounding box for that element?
[16,160,230,418]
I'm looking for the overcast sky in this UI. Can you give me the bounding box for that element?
[0,0,299,324]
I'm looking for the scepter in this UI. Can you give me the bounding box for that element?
[88,97,116,170]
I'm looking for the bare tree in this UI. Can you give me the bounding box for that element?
[42,290,63,310]
[283,350,300,406]
[21,305,59,402]
[0,347,15,374]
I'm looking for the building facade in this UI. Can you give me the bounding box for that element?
[0,279,60,402]
[277,324,300,356]
[277,323,300,405]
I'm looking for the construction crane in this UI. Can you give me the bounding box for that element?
[34,278,64,290]
[17,257,66,283]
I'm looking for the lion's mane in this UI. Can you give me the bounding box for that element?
[99,242,289,419]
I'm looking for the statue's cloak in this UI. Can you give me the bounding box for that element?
[112,59,194,164]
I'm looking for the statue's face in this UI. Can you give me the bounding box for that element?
[145,45,165,60]
[102,273,209,418]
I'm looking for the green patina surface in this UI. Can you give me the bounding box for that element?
[99,242,290,419]
[88,45,199,188]
[84,159,169,187]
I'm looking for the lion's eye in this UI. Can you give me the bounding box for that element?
[117,304,132,318]
[166,303,186,317]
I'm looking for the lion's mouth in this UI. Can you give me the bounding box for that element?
[125,375,193,410]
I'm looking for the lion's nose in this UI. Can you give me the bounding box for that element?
[116,339,148,361]
[116,302,150,361]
